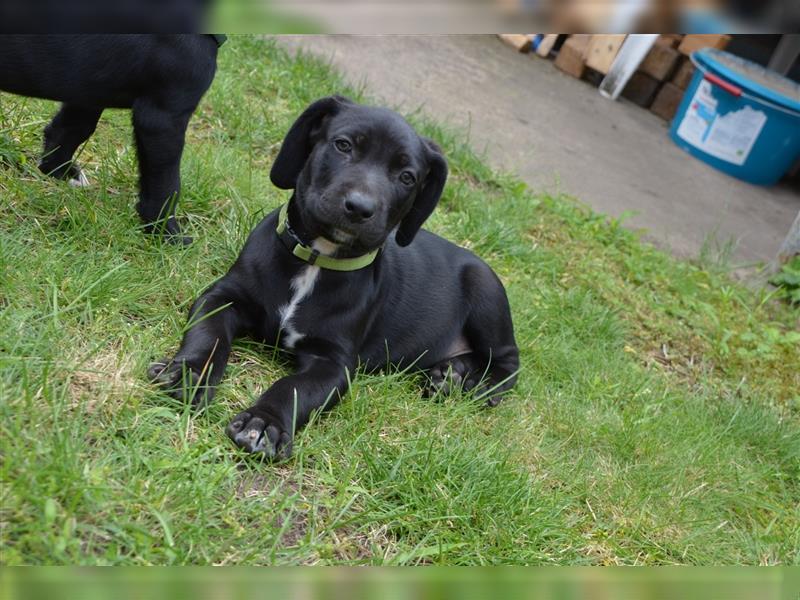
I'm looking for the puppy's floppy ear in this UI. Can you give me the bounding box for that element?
[270,95,353,190]
[395,138,448,247]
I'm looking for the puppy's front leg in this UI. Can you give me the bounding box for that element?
[149,285,246,406]
[226,354,354,460]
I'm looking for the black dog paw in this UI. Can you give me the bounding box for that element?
[424,358,505,407]
[148,357,208,405]
[142,216,193,246]
[424,365,462,398]
[485,394,503,407]
[424,357,478,399]
[67,167,90,188]
[40,160,87,185]
[473,382,505,408]
[163,216,193,246]
[226,410,293,460]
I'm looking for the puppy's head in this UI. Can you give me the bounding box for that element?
[270,96,448,252]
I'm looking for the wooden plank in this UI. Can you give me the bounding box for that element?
[678,34,731,56]
[639,42,680,81]
[650,82,685,121]
[498,34,533,53]
[554,34,591,79]
[585,35,627,75]
[655,34,683,49]
[535,34,559,57]
[671,57,697,90]
[622,71,661,107]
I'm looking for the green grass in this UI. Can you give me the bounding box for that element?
[1,36,798,566]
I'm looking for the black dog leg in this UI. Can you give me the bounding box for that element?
[132,99,192,244]
[463,272,520,406]
[465,319,519,407]
[226,354,353,460]
[39,104,102,183]
[148,289,244,406]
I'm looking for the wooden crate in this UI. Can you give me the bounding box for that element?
[622,72,661,108]
[651,82,685,121]
[655,34,683,49]
[554,34,592,79]
[671,57,697,90]
[535,34,559,57]
[498,34,532,53]
[585,34,627,75]
[582,67,605,87]
[639,42,681,81]
[678,34,731,56]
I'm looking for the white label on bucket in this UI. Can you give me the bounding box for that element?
[677,80,767,166]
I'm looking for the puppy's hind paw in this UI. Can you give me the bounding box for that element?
[486,395,503,407]
[424,364,462,398]
[423,356,479,399]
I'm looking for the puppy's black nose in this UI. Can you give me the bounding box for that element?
[343,193,376,222]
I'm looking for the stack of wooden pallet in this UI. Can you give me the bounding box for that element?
[499,34,732,122]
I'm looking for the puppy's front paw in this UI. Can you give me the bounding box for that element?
[226,410,293,460]
[148,357,209,406]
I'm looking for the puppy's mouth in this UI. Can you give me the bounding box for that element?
[320,225,382,255]
[306,198,382,251]
[327,228,357,245]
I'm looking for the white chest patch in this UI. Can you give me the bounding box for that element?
[277,238,338,349]
[279,265,320,349]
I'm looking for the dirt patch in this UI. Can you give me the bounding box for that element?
[234,471,380,562]
[68,342,136,413]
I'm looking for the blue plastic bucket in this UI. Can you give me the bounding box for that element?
[669,48,800,185]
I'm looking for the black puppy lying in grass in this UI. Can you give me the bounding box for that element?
[0,34,222,243]
[150,96,519,459]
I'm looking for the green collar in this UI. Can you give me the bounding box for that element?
[276,204,380,272]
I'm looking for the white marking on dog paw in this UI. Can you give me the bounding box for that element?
[68,171,90,188]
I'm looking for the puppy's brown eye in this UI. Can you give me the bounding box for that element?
[399,171,416,185]
[334,139,352,153]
